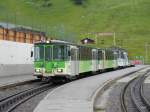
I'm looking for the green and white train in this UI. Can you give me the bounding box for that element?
[34,40,129,81]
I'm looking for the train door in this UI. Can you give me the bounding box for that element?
[98,50,104,70]
[92,49,98,72]
[113,51,118,68]
[70,46,79,76]
[44,45,52,75]
[103,50,106,69]
[123,52,129,66]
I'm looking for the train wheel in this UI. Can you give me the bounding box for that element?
[36,76,43,81]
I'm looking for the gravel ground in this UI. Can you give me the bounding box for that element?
[106,81,147,112]
[9,84,60,112]
[0,81,44,100]
[143,83,150,103]
[104,69,150,112]
[106,83,125,112]
[9,81,150,112]
[12,88,54,112]
[124,82,138,112]
[0,79,61,112]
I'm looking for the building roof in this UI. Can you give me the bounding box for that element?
[81,38,95,44]
[0,22,46,36]
[11,27,45,36]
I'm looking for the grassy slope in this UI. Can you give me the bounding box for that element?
[0,0,150,61]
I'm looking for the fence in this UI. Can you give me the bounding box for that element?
[0,26,45,44]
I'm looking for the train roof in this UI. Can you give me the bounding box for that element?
[35,40,98,49]
[35,40,127,52]
[110,47,127,52]
[35,40,75,45]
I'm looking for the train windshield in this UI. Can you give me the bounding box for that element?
[53,45,67,60]
[34,46,44,61]
[45,46,52,61]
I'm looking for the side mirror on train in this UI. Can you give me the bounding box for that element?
[31,51,33,57]
[68,51,71,56]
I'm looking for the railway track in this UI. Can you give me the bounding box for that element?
[0,82,55,112]
[120,70,150,112]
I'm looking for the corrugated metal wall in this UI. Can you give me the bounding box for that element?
[0,40,34,77]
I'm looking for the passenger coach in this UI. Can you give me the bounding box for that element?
[33,40,129,81]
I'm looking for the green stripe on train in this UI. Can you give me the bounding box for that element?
[79,60,92,73]
[105,60,114,68]
[35,61,65,73]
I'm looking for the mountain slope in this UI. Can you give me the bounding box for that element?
[0,0,150,61]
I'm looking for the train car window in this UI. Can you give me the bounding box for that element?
[105,50,108,60]
[70,48,76,60]
[108,51,110,60]
[113,51,118,60]
[98,50,103,60]
[92,50,97,60]
[79,47,83,60]
[45,46,52,61]
[118,51,122,58]
[121,52,125,59]
[79,47,92,60]
[110,51,114,60]
[64,46,68,60]
[116,51,119,59]
[105,50,114,60]
[34,46,44,61]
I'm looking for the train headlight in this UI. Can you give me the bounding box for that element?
[57,69,63,73]
[46,41,50,43]
[35,69,40,72]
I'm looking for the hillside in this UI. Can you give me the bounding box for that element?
[0,0,150,62]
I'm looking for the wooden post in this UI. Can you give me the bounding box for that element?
[14,30,17,42]
[24,33,26,43]
[6,29,9,40]
[30,33,33,44]
[3,27,4,40]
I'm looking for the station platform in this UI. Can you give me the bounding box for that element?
[34,65,147,112]
[0,74,36,88]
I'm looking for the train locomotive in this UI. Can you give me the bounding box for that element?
[33,40,129,82]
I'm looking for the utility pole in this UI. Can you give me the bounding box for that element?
[145,43,148,64]
[113,32,116,46]
[15,12,17,27]
[95,34,98,45]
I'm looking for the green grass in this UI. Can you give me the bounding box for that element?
[0,0,150,62]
